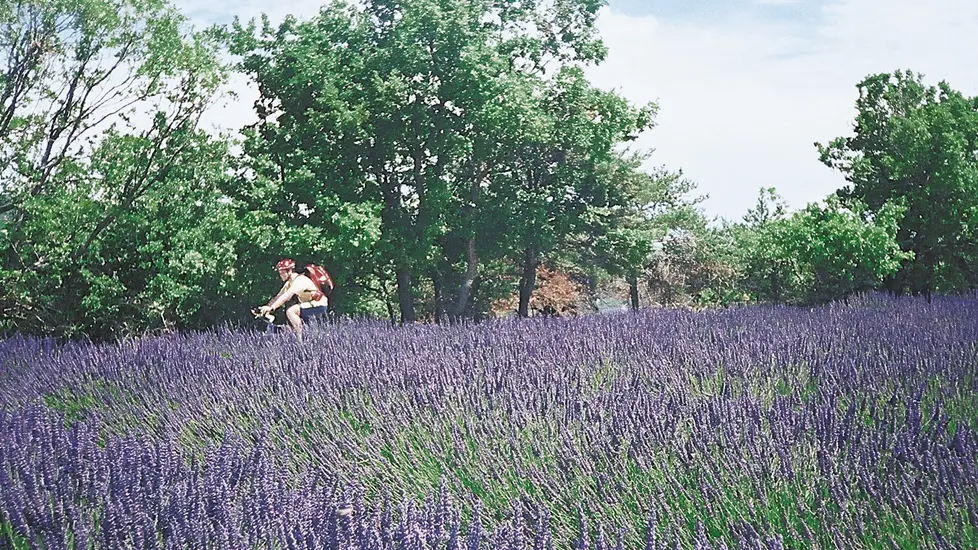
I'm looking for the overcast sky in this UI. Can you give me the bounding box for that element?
[177,0,978,222]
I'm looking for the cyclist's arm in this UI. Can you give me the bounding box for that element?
[266,282,295,310]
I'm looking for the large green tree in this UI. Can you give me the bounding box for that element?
[228,0,505,323]
[495,65,653,317]
[227,0,650,323]
[817,70,978,295]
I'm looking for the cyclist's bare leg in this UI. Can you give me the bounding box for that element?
[286,304,304,341]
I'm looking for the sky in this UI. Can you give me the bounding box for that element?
[177,0,978,222]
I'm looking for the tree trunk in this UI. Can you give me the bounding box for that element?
[452,165,487,321]
[396,265,416,324]
[585,273,598,313]
[380,275,397,325]
[452,235,478,321]
[431,269,445,324]
[628,271,640,310]
[379,167,416,324]
[518,247,539,318]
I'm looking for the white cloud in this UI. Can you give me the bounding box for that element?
[585,0,978,221]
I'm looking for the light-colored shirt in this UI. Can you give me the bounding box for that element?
[279,274,328,307]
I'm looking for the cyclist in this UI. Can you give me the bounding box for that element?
[254,259,328,341]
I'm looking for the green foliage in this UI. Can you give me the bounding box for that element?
[227,0,654,323]
[817,70,978,295]
[2,0,973,338]
[584,157,708,308]
[732,189,912,305]
[732,189,806,304]
[790,196,912,303]
[228,0,505,321]
[0,0,233,338]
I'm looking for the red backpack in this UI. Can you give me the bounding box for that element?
[305,264,334,300]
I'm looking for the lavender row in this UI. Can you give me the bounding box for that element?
[1,406,782,549]
[2,297,974,447]
[1,293,977,546]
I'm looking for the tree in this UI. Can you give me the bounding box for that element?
[439,0,627,321]
[495,65,653,317]
[0,0,230,337]
[584,156,703,309]
[788,195,912,304]
[228,0,518,323]
[69,133,245,336]
[227,0,651,323]
[816,70,978,295]
[732,188,911,305]
[732,188,798,303]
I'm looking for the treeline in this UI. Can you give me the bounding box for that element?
[1,0,975,339]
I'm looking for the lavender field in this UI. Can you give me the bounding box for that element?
[1,294,977,549]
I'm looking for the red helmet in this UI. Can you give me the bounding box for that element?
[275,258,295,272]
